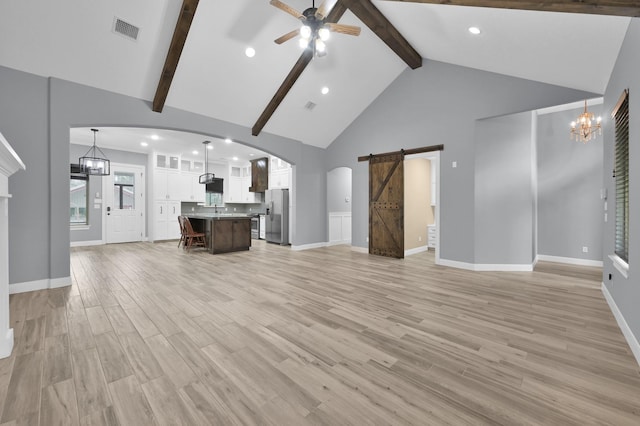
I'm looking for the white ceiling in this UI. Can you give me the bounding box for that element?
[0,1,631,150]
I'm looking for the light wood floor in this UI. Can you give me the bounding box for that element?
[1,241,639,425]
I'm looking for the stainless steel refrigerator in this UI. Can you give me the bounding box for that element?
[265,189,289,245]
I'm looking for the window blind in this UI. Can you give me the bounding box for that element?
[613,90,629,263]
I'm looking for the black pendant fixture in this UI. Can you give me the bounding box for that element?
[199,140,215,184]
[79,128,110,176]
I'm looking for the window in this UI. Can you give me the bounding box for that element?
[70,174,88,225]
[113,172,135,210]
[613,89,629,263]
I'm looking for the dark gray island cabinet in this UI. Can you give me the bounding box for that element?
[185,214,251,254]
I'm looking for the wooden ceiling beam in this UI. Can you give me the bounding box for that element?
[380,0,640,17]
[152,0,199,113]
[343,0,422,69]
[252,1,348,136]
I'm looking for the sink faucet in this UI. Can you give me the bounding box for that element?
[214,204,218,214]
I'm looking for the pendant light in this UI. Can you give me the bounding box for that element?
[79,128,110,175]
[199,140,215,184]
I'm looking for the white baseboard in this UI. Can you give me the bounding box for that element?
[602,283,640,367]
[0,328,14,359]
[291,242,328,251]
[537,254,603,267]
[437,258,533,272]
[70,239,103,247]
[351,246,368,253]
[405,245,429,257]
[327,240,351,247]
[9,276,71,294]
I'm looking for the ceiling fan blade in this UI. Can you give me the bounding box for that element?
[326,23,361,36]
[315,0,338,19]
[270,0,304,20]
[274,29,299,44]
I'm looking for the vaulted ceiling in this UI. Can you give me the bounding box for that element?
[0,1,632,148]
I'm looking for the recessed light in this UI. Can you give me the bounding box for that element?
[150,134,160,140]
[140,142,148,147]
[207,145,213,150]
[233,156,238,161]
[468,26,481,35]
[225,138,232,144]
[192,150,198,155]
[321,86,329,95]
[249,153,254,157]
[245,47,256,58]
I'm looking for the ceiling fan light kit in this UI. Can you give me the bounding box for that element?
[271,0,360,56]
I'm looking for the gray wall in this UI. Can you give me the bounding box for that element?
[1,66,327,284]
[327,60,596,263]
[327,167,352,212]
[537,106,604,261]
[1,67,49,285]
[602,20,640,341]
[474,111,534,265]
[69,144,148,243]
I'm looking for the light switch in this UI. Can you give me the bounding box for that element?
[94,204,100,209]
[345,196,350,203]
[452,161,457,168]
[95,192,101,199]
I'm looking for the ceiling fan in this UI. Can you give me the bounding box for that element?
[270,0,361,56]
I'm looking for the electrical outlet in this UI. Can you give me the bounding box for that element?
[582,246,588,253]
[191,207,194,212]
[452,161,457,168]
[234,207,236,212]
[418,236,422,242]
[366,237,369,243]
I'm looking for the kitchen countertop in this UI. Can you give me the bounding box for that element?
[185,213,254,220]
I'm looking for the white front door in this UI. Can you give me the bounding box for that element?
[105,164,145,244]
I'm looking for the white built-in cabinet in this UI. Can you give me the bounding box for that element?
[269,156,291,189]
[154,200,181,241]
[226,164,261,203]
[150,153,182,241]
[178,171,205,203]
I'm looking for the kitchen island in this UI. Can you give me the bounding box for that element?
[185,214,251,254]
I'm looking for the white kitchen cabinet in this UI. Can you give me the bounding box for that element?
[155,153,179,170]
[153,169,181,201]
[154,200,181,240]
[225,164,260,203]
[269,157,291,189]
[179,173,205,203]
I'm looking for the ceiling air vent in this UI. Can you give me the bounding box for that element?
[113,17,140,41]
[304,101,317,111]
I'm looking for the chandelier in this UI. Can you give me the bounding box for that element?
[79,129,110,175]
[570,100,602,143]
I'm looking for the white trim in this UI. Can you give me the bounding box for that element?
[291,242,327,251]
[0,328,13,359]
[70,239,104,247]
[70,225,91,231]
[602,283,640,367]
[537,254,604,268]
[437,258,476,271]
[437,258,533,271]
[0,194,11,199]
[609,254,629,279]
[9,276,71,294]
[533,255,539,268]
[327,240,351,247]
[405,245,429,257]
[351,246,368,253]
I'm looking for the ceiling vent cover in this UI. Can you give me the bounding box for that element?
[304,101,317,111]
[113,17,140,41]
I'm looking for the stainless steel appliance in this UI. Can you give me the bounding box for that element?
[250,216,259,239]
[265,189,289,245]
[259,214,265,239]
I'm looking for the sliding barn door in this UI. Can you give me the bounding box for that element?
[369,153,404,258]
